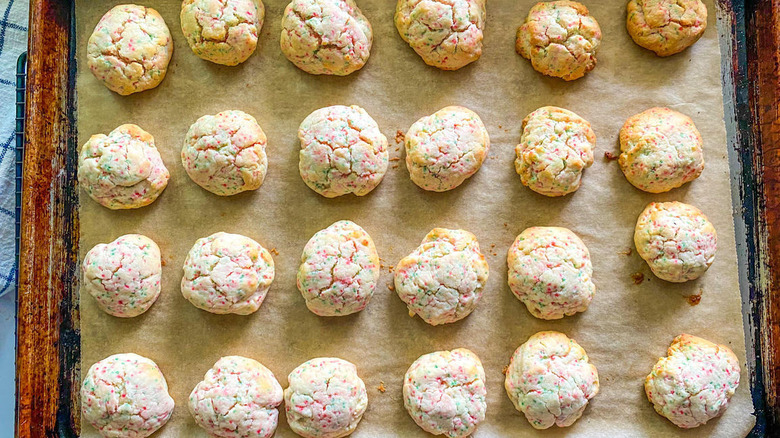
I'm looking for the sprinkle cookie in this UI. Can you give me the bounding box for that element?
[87,4,173,95]
[81,353,175,438]
[181,0,264,66]
[181,232,275,315]
[298,105,389,198]
[403,348,487,438]
[627,0,708,57]
[504,331,599,429]
[395,228,489,326]
[404,106,490,192]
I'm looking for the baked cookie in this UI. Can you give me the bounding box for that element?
[297,220,380,316]
[82,234,162,318]
[87,4,173,95]
[515,106,595,196]
[298,105,389,198]
[403,348,487,438]
[504,331,599,429]
[627,0,708,57]
[394,0,486,70]
[395,228,489,325]
[405,106,490,192]
[285,357,368,438]
[280,0,373,75]
[645,334,740,428]
[181,232,275,315]
[507,227,594,320]
[181,0,264,66]
[78,124,170,210]
[81,353,174,438]
[189,356,284,438]
[516,1,601,81]
[634,201,717,282]
[619,107,704,193]
[182,110,268,196]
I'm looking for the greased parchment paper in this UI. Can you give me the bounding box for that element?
[76,0,755,436]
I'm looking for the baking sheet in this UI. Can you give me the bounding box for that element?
[75,0,755,436]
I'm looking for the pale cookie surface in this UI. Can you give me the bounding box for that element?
[515,106,595,197]
[182,110,269,196]
[634,201,717,282]
[87,4,173,95]
[619,107,704,193]
[394,0,486,70]
[78,124,170,210]
[297,220,380,316]
[284,357,368,438]
[507,227,594,320]
[189,356,284,438]
[404,106,490,192]
[627,0,707,57]
[504,331,599,430]
[403,348,487,438]
[181,232,275,315]
[280,0,373,75]
[81,353,174,438]
[515,1,601,81]
[298,105,389,198]
[82,234,162,318]
[395,228,489,325]
[645,334,740,428]
[181,0,264,66]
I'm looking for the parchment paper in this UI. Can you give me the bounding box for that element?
[75,0,755,436]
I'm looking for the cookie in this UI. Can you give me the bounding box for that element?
[87,4,173,95]
[181,0,264,66]
[394,0,486,70]
[297,220,380,316]
[634,201,717,282]
[189,356,284,438]
[82,234,162,318]
[181,232,275,315]
[403,348,487,438]
[182,110,268,196]
[515,106,595,196]
[405,106,490,192]
[78,124,170,210]
[284,357,368,438]
[645,334,740,428]
[280,0,373,75]
[395,228,489,326]
[298,105,389,198]
[515,1,601,81]
[504,331,599,429]
[81,353,175,438]
[627,0,707,57]
[507,227,594,320]
[619,107,704,193]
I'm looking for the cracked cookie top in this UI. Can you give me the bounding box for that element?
[181,0,264,66]
[634,201,716,282]
[394,0,486,70]
[87,4,173,95]
[515,106,595,197]
[280,0,373,75]
[298,105,389,198]
[81,353,175,438]
[403,348,487,438]
[627,0,707,57]
[504,331,599,430]
[645,334,740,428]
[404,106,490,192]
[284,357,368,438]
[515,1,601,81]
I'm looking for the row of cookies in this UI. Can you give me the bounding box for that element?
[81,331,740,437]
[87,0,709,95]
